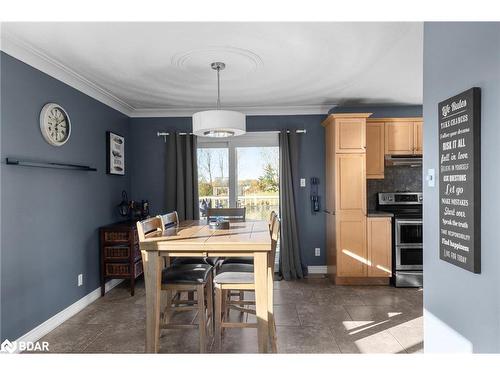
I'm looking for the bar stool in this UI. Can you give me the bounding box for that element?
[213,215,280,352]
[137,216,214,353]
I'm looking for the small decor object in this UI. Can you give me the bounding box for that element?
[438,87,481,273]
[117,190,130,217]
[209,219,230,230]
[107,131,125,175]
[39,103,71,146]
[192,62,246,138]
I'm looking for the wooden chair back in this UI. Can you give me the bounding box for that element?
[136,217,163,241]
[268,210,277,233]
[207,207,246,222]
[270,217,280,274]
[158,211,179,229]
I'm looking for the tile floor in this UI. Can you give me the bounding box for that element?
[38,277,423,354]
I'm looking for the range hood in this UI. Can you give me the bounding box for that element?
[385,155,422,167]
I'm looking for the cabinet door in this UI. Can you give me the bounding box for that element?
[413,121,423,154]
[366,123,385,179]
[336,212,367,277]
[385,122,414,155]
[335,153,366,214]
[335,118,366,153]
[367,217,392,277]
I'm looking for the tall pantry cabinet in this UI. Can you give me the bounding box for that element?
[323,113,392,285]
[323,114,370,283]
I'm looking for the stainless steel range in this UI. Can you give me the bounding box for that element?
[377,192,423,287]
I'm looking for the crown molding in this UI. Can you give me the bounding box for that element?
[0,32,134,116]
[130,104,334,118]
[0,32,335,118]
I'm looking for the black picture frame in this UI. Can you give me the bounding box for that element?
[106,131,125,175]
[438,87,481,273]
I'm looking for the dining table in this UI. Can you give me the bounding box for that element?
[139,219,274,353]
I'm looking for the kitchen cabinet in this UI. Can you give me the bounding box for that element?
[367,217,392,277]
[366,122,385,179]
[337,212,367,277]
[335,153,366,213]
[414,121,423,154]
[384,120,423,155]
[323,113,371,281]
[385,121,414,155]
[335,117,366,153]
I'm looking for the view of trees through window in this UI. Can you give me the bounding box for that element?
[237,147,279,220]
[197,146,279,220]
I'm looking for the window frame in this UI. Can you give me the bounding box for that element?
[197,132,279,208]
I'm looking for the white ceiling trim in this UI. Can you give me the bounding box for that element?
[131,104,333,118]
[0,32,135,116]
[0,32,334,118]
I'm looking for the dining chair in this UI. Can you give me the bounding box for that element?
[213,215,280,352]
[137,216,214,353]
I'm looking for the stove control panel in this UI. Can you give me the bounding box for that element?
[378,192,423,205]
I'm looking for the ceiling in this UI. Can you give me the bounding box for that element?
[1,22,423,116]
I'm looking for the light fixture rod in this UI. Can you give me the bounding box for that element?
[216,66,221,110]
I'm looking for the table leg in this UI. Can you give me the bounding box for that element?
[142,250,162,353]
[267,251,277,353]
[254,251,269,353]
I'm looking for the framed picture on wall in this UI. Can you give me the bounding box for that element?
[106,131,125,175]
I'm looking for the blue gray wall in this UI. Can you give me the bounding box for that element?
[129,115,327,267]
[423,22,500,353]
[0,52,130,340]
[330,105,422,118]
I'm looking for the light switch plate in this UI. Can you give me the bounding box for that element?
[300,178,306,187]
[427,168,435,187]
[315,248,321,256]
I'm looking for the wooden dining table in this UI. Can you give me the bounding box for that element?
[139,219,274,353]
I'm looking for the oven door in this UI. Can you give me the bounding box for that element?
[395,246,423,271]
[396,219,423,246]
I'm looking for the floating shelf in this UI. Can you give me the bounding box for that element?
[5,158,97,172]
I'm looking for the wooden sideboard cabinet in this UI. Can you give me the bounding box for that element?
[100,221,143,296]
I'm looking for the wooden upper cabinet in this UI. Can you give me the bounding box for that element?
[414,121,423,154]
[335,118,366,153]
[335,153,366,214]
[385,121,414,155]
[366,122,385,179]
[367,217,392,277]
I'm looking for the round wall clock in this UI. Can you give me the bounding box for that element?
[39,103,71,146]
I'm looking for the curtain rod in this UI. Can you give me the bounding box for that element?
[157,129,306,138]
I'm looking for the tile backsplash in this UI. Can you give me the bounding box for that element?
[367,165,423,210]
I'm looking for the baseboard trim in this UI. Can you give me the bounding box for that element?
[13,279,123,353]
[308,265,328,274]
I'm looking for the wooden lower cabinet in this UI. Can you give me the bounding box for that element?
[336,213,367,277]
[367,217,392,277]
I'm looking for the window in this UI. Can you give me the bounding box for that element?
[197,132,279,220]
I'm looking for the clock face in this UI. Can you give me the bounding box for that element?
[40,103,71,146]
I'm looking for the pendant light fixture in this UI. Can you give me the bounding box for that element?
[192,62,246,137]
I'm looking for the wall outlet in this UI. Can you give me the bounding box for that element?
[300,178,306,187]
[315,247,321,256]
[77,274,83,287]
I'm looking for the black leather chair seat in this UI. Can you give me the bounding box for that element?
[218,263,254,273]
[162,264,212,284]
[214,263,254,284]
[221,256,254,265]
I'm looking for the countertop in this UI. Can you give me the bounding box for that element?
[367,210,394,218]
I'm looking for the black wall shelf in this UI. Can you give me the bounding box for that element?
[5,158,97,172]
